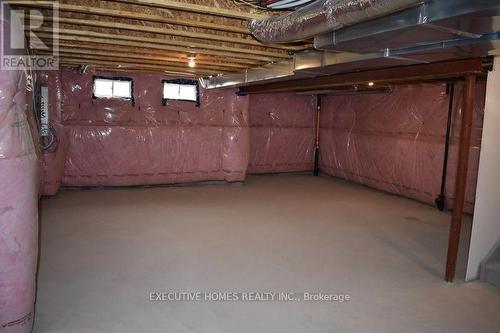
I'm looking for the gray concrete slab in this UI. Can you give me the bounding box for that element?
[34,175,500,333]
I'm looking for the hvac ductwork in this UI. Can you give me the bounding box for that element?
[249,0,425,43]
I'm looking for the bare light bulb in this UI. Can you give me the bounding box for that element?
[188,57,196,68]
[368,82,375,87]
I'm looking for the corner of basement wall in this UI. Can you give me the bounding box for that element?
[318,82,485,213]
[223,92,250,182]
[466,56,500,281]
[247,92,316,174]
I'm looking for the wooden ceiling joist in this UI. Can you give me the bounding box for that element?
[54,42,264,66]
[34,15,272,49]
[111,0,268,20]
[33,28,289,62]
[58,57,219,75]
[59,63,199,77]
[9,0,307,76]
[37,34,276,66]
[47,51,240,73]
[54,46,252,69]
[32,25,291,59]
[6,1,250,34]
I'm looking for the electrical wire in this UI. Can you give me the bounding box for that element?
[231,0,268,10]
[269,0,315,9]
[32,80,58,151]
[40,124,58,151]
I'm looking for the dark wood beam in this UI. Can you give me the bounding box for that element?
[445,73,477,282]
[238,58,489,94]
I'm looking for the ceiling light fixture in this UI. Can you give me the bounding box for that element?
[188,56,196,68]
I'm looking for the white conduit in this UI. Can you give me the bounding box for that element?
[269,0,316,9]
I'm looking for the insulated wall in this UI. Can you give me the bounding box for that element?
[41,69,485,215]
[0,6,39,333]
[41,68,249,193]
[248,93,315,173]
[320,83,485,213]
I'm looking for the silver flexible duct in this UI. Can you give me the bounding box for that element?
[249,0,425,43]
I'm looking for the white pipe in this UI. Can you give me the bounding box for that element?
[268,0,298,8]
[270,0,315,9]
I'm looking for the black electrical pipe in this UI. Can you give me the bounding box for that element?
[313,95,321,176]
[435,82,455,211]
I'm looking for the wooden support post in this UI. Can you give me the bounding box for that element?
[445,74,477,282]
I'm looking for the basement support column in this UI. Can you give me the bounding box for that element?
[445,74,476,282]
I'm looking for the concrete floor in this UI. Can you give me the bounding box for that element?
[35,175,500,333]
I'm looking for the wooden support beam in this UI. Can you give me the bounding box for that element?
[110,0,268,20]
[32,27,289,61]
[445,74,477,282]
[6,1,250,34]
[238,58,488,94]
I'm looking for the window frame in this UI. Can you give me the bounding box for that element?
[92,76,134,104]
[162,79,200,107]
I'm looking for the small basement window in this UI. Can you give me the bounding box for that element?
[162,79,200,106]
[93,77,133,100]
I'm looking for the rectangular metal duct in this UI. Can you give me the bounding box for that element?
[203,0,500,89]
[314,0,500,58]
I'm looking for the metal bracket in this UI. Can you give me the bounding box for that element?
[482,56,495,72]
[235,89,247,96]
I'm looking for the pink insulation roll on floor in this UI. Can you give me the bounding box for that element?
[0,8,39,332]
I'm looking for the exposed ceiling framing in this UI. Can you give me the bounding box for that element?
[7,0,308,76]
[238,57,490,94]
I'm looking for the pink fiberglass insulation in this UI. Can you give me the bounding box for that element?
[248,93,315,174]
[39,67,486,215]
[0,5,39,333]
[320,83,486,213]
[42,68,249,188]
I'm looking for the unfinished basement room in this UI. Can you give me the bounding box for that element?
[2,0,500,332]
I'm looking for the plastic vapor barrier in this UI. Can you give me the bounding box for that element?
[41,68,249,190]
[248,93,315,173]
[0,5,39,333]
[320,83,485,213]
[38,68,485,215]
